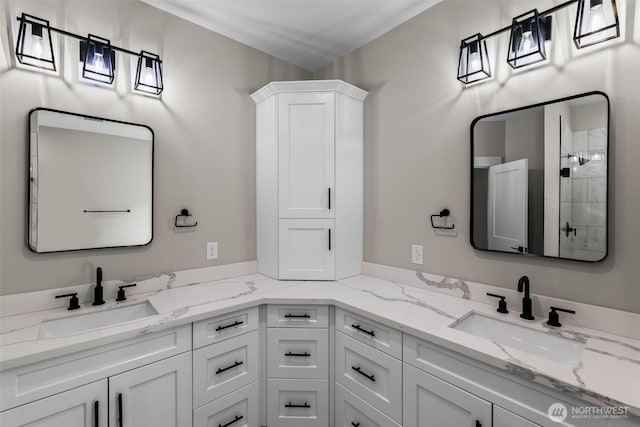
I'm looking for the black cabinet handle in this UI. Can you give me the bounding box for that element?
[352,423,360,427]
[329,229,332,251]
[476,421,482,427]
[216,361,243,375]
[219,415,243,427]
[117,393,123,427]
[328,187,331,210]
[284,313,311,319]
[351,324,375,337]
[285,351,311,357]
[285,402,311,408]
[94,400,99,427]
[352,366,376,382]
[216,320,244,331]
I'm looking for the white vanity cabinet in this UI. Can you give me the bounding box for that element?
[266,304,330,427]
[251,80,368,281]
[0,325,192,427]
[335,309,402,426]
[192,307,260,427]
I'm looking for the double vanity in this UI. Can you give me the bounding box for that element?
[1,265,639,427]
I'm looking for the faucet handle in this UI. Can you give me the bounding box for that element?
[486,293,509,314]
[56,293,80,310]
[116,284,137,302]
[546,306,576,327]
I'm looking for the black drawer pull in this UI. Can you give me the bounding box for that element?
[215,320,244,331]
[216,361,243,375]
[94,400,100,427]
[476,421,482,427]
[117,393,123,427]
[352,423,360,427]
[351,324,375,337]
[285,351,311,357]
[219,415,243,427]
[352,366,376,382]
[284,313,311,319]
[285,402,311,408]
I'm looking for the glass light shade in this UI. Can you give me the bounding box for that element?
[574,0,620,48]
[457,34,491,84]
[81,35,115,84]
[507,10,546,69]
[15,13,56,71]
[135,51,163,95]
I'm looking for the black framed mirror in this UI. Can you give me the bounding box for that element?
[470,91,609,262]
[28,108,154,253]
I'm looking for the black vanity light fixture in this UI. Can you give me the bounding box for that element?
[14,13,163,94]
[457,0,619,85]
[457,34,491,84]
[15,13,55,71]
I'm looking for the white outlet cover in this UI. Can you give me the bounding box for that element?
[411,244,423,265]
[207,241,218,260]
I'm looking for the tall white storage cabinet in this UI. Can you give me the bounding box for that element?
[251,80,368,280]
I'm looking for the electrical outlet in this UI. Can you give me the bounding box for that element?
[206,241,218,260]
[411,244,423,265]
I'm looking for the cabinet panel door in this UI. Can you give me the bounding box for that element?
[493,405,541,427]
[278,92,335,219]
[0,380,107,427]
[403,364,491,427]
[109,352,192,427]
[267,378,328,427]
[279,219,335,280]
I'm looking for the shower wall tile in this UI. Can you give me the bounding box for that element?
[572,178,588,202]
[570,226,588,251]
[587,226,607,252]
[589,128,607,151]
[561,178,572,202]
[589,177,607,202]
[573,130,588,152]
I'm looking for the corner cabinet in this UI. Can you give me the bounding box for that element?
[251,80,368,280]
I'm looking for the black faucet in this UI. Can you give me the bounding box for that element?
[92,267,105,306]
[517,276,534,320]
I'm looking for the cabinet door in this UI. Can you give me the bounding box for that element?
[493,405,541,427]
[279,219,335,280]
[278,92,335,219]
[109,352,192,427]
[403,364,491,427]
[0,380,107,427]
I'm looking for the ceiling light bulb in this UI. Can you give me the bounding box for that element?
[469,52,481,72]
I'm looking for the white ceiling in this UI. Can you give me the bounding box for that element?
[142,0,441,72]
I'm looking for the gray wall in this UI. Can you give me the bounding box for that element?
[0,0,310,295]
[316,0,640,313]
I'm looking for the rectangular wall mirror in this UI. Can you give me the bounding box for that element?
[470,92,609,262]
[29,108,154,253]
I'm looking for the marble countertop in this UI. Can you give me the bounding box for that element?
[1,272,639,416]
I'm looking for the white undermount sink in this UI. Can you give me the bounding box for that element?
[451,312,585,366]
[38,301,158,339]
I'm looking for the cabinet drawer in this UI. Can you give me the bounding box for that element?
[0,324,191,411]
[335,332,402,423]
[267,304,329,328]
[267,328,328,379]
[193,330,259,409]
[193,306,259,349]
[335,308,402,359]
[335,382,401,427]
[267,378,328,427]
[193,381,259,427]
